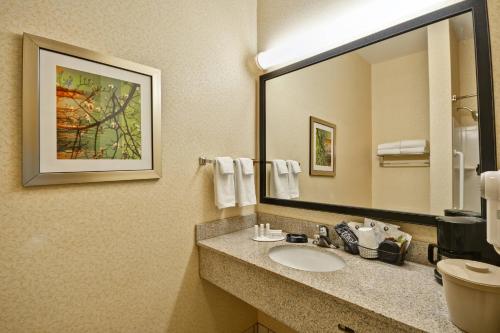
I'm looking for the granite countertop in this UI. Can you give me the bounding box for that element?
[198,227,461,333]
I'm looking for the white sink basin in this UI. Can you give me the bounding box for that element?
[268,245,346,272]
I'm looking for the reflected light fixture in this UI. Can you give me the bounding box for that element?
[255,0,460,70]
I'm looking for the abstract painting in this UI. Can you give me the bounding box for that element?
[56,66,142,160]
[310,116,336,176]
[23,33,161,186]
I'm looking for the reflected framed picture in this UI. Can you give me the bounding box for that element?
[310,116,336,177]
[23,33,161,186]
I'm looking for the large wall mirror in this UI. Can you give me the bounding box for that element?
[259,0,496,225]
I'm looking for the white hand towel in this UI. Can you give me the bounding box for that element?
[400,140,427,149]
[378,141,401,150]
[214,157,235,209]
[400,146,428,154]
[239,158,254,175]
[216,156,234,174]
[275,159,288,174]
[288,160,302,174]
[234,158,256,207]
[286,160,300,199]
[377,148,401,155]
[270,160,290,199]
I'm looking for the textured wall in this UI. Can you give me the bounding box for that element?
[0,1,257,332]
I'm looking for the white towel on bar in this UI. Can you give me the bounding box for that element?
[378,141,401,150]
[214,157,235,209]
[234,158,256,207]
[270,159,290,199]
[400,139,427,149]
[286,160,301,199]
[240,158,254,175]
[377,148,401,155]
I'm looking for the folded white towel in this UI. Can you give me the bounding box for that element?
[216,156,234,174]
[400,140,427,149]
[214,157,235,209]
[287,160,302,174]
[270,160,290,199]
[275,159,288,174]
[239,158,254,175]
[234,158,256,207]
[400,146,428,154]
[377,148,401,155]
[286,160,300,199]
[378,141,401,150]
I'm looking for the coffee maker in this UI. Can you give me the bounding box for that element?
[428,215,486,284]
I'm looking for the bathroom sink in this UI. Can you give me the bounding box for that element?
[268,245,346,272]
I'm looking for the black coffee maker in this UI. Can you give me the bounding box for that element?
[428,215,486,284]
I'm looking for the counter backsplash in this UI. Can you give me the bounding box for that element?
[196,212,431,266]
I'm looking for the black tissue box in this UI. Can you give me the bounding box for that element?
[378,239,408,265]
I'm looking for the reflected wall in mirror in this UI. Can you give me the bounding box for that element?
[262,9,495,222]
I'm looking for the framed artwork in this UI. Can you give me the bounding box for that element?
[22,33,161,186]
[310,116,336,177]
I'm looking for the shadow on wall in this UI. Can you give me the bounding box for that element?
[165,248,256,333]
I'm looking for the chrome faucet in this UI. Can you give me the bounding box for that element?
[313,225,339,249]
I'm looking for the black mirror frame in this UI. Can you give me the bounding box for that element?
[258,0,496,226]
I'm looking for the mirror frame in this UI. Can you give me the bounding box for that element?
[258,0,496,225]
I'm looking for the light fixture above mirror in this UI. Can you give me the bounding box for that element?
[255,0,464,70]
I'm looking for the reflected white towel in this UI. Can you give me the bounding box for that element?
[378,141,401,150]
[275,159,288,174]
[234,158,256,207]
[270,160,290,199]
[286,160,301,199]
[288,160,301,174]
[377,148,401,155]
[400,139,427,149]
[400,146,428,154]
[214,157,235,209]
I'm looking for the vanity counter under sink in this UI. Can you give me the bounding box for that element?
[198,227,460,333]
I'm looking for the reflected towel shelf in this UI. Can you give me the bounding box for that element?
[377,153,430,167]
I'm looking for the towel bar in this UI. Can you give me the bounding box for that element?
[198,156,300,166]
[378,154,430,167]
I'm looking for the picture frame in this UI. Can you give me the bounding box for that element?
[22,33,162,186]
[309,116,336,177]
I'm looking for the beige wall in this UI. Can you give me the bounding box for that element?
[456,38,478,127]
[0,1,257,332]
[488,0,500,161]
[371,51,430,213]
[428,20,454,215]
[266,53,372,206]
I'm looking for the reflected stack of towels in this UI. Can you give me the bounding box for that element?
[270,159,302,200]
[377,139,429,155]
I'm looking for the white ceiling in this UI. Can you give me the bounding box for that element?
[355,27,427,64]
[354,12,473,64]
